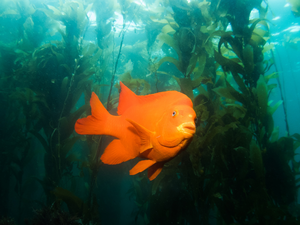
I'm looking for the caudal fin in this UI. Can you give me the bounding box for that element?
[75,92,110,135]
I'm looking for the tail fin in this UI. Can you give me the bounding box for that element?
[75,92,111,135]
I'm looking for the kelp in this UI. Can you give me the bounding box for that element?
[125,1,300,225]
[0,0,299,224]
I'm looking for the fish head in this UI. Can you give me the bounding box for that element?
[156,104,196,148]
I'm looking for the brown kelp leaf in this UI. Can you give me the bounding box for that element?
[214,50,245,76]
[213,80,246,104]
[213,87,239,102]
[155,56,182,73]
[52,187,85,216]
[231,71,249,96]
[218,35,243,60]
[226,104,247,120]
[119,72,151,95]
[173,76,194,101]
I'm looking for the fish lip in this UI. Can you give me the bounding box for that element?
[177,122,196,136]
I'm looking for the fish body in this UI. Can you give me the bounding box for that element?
[75,82,196,180]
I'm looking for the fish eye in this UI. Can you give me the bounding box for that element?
[172,111,177,117]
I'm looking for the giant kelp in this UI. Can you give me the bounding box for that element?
[128,0,300,224]
[0,0,299,224]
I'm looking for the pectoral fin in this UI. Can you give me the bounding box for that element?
[130,159,156,175]
[127,119,153,153]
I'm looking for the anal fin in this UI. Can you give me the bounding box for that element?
[148,162,164,181]
[130,160,156,175]
[101,139,137,165]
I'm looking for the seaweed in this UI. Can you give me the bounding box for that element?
[0,0,299,224]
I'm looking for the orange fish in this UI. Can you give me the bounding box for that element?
[75,82,196,180]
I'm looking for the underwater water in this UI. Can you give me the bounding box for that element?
[1,0,300,224]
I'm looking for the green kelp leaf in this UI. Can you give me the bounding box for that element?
[197,85,208,98]
[186,54,198,77]
[152,171,166,195]
[243,44,254,74]
[204,30,232,45]
[52,187,85,216]
[46,5,62,16]
[270,126,279,143]
[193,52,206,79]
[84,3,93,14]
[50,45,64,62]
[251,33,267,46]
[61,136,81,159]
[194,104,209,122]
[213,80,245,104]
[214,50,245,75]
[59,104,89,141]
[156,56,182,73]
[157,33,181,58]
[291,134,300,152]
[161,24,176,34]
[72,80,93,109]
[288,0,300,17]
[278,137,295,162]
[262,43,274,53]
[264,72,278,83]
[201,121,239,148]
[249,19,269,38]
[250,141,264,179]
[0,9,19,17]
[29,130,49,152]
[267,83,277,92]
[215,72,226,88]
[256,75,268,118]
[265,112,274,139]
[268,100,282,115]
[60,76,69,98]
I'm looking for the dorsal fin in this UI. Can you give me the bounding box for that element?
[117,81,193,115]
[117,82,139,115]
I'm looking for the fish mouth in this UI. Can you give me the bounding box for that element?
[177,122,196,136]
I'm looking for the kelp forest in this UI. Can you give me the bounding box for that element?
[1,0,300,224]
